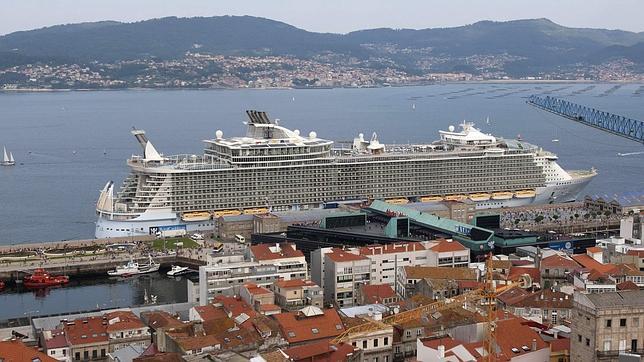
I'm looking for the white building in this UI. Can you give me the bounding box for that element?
[319,248,371,307]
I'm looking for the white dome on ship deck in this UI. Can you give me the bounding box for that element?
[309,131,317,139]
[294,129,300,136]
[216,130,223,139]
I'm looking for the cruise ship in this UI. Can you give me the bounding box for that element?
[95,110,596,238]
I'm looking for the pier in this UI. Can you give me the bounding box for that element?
[527,95,644,144]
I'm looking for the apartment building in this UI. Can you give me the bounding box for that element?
[271,279,323,310]
[571,290,644,361]
[320,248,371,307]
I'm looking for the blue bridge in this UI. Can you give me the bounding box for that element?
[527,95,644,144]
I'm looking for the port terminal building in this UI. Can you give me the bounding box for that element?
[252,200,595,261]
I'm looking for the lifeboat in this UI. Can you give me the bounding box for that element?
[385,198,409,205]
[514,189,537,199]
[212,210,242,218]
[181,211,211,222]
[468,193,491,202]
[420,196,444,202]
[491,191,514,200]
[242,208,269,215]
[23,269,69,288]
[444,195,467,202]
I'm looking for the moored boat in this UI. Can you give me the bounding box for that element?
[167,265,192,276]
[138,255,160,274]
[23,269,69,288]
[385,198,409,205]
[108,260,139,277]
[181,211,211,222]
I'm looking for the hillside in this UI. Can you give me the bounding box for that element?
[0,16,643,79]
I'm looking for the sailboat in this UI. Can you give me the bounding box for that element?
[2,146,15,166]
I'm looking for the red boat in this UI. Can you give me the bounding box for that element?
[23,269,69,288]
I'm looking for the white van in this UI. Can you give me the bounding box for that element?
[234,234,246,244]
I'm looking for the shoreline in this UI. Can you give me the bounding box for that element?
[1,80,642,94]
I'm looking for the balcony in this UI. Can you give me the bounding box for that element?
[596,348,644,359]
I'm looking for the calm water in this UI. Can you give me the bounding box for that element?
[1,84,643,245]
[0,273,188,321]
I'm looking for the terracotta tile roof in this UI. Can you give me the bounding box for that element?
[494,318,548,360]
[134,352,183,362]
[510,259,534,267]
[243,283,273,296]
[421,336,462,350]
[283,340,357,361]
[43,329,68,350]
[586,247,603,253]
[508,266,541,284]
[258,304,281,312]
[497,287,530,305]
[0,340,58,362]
[510,289,572,309]
[608,263,643,277]
[213,296,257,326]
[193,304,228,322]
[429,239,468,253]
[250,243,304,261]
[457,280,483,289]
[626,249,644,257]
[358,242,425,256]
[141,311,185,329]
[274,279,318,289]
[63,316,108,346]
[274,308,345,344]
[617,280,639,290]
[170,333,221,352]
[548,337,570,353]
[104,311,146,332]
[571,254,614,273]
[540,255,580,269]
[360,284,396,304]
[403,266,477,280]
[325,248,368,262]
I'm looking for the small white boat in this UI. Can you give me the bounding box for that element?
[108,260,139,277]
[167,265,192,276]
[2,146,15,166]
[551,139,559,143]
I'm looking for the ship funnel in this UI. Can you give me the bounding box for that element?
[131,128,149,150]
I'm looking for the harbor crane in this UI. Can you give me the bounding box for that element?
[331,255,533,362]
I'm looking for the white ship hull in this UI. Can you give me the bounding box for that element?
[96,171,594,238]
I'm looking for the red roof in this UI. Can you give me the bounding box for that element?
[274,279,318,289]
[274,308,345,344]
[358,242,425,256]
[540,255,580,269]
[617,280,639,290]
[626,249,644,257]
[360,284,396,304]
[43,329,68,350]
[283,340,356,361]
[494,318,549,359]
[213,296,256,327]
[508,266,541,284]
[193,304,228,322]
[548,337,570,353]
[571,254,614,274]
[250,243,304,261]
[586,247,603,253]
[0,340,58,362]
[429,239,468,253]
[104,311,146,332]
[325,248,368,262]
[258,304,281,312]
[63,317,109,346]
[141,311,185,329]
[242,283,273,296]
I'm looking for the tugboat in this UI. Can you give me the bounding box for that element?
[23,269,69,288]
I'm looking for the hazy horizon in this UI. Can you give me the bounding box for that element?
[2,0,644,36]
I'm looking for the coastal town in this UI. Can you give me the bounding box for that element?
[1,52,643,91]
[1,195,643,361]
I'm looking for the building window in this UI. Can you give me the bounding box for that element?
[586,338,590,346]
[606,319,612,328]
[83,351,89,360]
[92,350,97,359]
[406,330,411,338]
[384,337,389,346]
[374,339,379,347]
[75,352,80,360]
[578,335,582,342]
[620,318,627,327]
[363,340,367,349]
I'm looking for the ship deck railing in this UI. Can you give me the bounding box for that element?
[128,154,233,170]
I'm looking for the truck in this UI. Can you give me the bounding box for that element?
[156,229,187,238]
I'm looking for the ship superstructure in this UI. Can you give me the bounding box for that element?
[95,110,596,238]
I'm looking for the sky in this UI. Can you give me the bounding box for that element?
[2,0,644,35]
